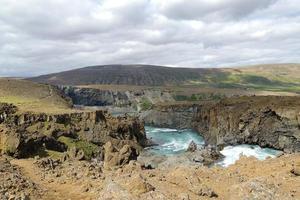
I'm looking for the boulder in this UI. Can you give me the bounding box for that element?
[190,145,224,165]
[198,185,218,198]
[68,147,85,160]
[121,174,155,196]
[103,142,138,170]
[186,141,197,152]
[291,162,300,176]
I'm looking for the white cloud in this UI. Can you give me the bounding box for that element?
[0,0,299,76]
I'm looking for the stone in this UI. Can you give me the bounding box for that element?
[198,186,218,198]
[103,142,138,170]
[123,174,155,196]
[76,149,85,161]
[186,141,197,152]
[189,145,224,165]
[291,163,300,176]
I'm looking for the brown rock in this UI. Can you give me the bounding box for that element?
[291,162,300,176]
[198,186,218,198]
[186,141,197,152]
[123,174,155,196]
[103,142,138,170]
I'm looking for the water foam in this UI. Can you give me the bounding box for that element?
[145,126,204,154]
[145,127,282,167]
[217,144,282,167]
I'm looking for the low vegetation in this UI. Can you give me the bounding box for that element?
[174,93,226,101]
[0,79,72,113]
[140,98,153,110]
[58,136,100,160]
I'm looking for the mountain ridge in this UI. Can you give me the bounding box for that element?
[28,64,300,92]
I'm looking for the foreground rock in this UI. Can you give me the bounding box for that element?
[138,145,224,169]
[6,152,300,200]
[0,157,44,199]
[103,141,138,170]
[142,96,300,152]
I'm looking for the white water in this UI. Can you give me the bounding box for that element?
[145,126,205,155]
[217,144,281,167]
[145,126,282,167]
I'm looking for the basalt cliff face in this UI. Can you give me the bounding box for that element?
[59,85,174,109]
[142,96,300,152]
[60,86,132,107]
[140,103,198,129]
[0,103,147,159]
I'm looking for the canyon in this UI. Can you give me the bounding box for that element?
[1,64,300,199]
[142,96,300,153]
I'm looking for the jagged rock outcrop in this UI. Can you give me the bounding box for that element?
[0,103,147,159]
[142,96,300,152]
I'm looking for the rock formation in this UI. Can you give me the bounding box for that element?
[186,141,197,152]
[103,141,138,170]
[59,86,175,111]
[142,96,300,152]
[0,103,147,160]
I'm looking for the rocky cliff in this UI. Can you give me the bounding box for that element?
[142,96,300,152]
[60,86,175,110]
[0,103,147,159]
[140,103,199,129]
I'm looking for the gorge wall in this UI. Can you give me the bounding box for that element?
[60,86,175,110]
[141,96,300,152]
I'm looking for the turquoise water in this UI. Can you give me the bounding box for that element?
[145,126,205,155]
[145,126,282,167]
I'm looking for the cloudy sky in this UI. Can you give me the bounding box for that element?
[0,0,299,76]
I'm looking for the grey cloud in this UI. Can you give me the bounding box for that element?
[0,0,299,77]
[155,0,278,21]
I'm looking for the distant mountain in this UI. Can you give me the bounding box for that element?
[28,64,300,93]
[28,64,218,86]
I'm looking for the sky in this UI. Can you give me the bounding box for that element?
[0,0,300,77]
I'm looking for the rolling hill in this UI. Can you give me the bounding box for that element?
[28,64,219,86]
[0,78,72,113]
[28,63,300,93]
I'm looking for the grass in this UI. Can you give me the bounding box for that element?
[188,72,300,94]
[46,150,64,159]
[140,98,153,110]
[174,93,226,101]
[57,136,99,159]
[0,79,72,113]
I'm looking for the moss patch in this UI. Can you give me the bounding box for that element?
[46,150,64,159]
[140,98,153,110]
[58,136,99,159]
